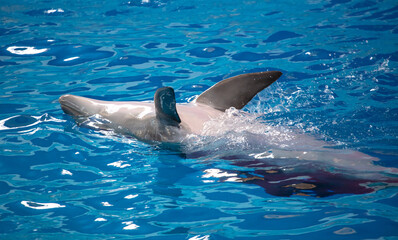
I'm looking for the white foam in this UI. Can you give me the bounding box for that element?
[7,46,48,55]
[107,161,131,168]
[124,194,138,199]
[21,201,65,210]
[122,221,139,230]
[64,56,79,62]
[0,114,65,131]
[202,168,237,178]
[189,235,210,240]
[101,202,113,207]
[44,8,65,14]
[61,169,72,175]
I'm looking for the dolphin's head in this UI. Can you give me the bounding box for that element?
[59,94,98,117]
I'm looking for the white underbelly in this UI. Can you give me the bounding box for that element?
[177,103,222,134]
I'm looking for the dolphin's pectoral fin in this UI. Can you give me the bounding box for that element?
[154,87,181,127]
[196,71,282,111]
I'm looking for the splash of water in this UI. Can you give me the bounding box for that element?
[183,107,306,154]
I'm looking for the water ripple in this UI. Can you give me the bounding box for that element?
[126,0,169,8]
[263,31,303,43]
[108,55,182,67]
[21,201,65,210]
[0,27,23,36]
[186,47,227,58]
[1,39,114,66]
[348,24,396,31]
[362,5,398,20]
[24,8,74,17]
[0,114,64,131]
[194,39,232,44]
[231,50,301,62]
[290,49,345,62]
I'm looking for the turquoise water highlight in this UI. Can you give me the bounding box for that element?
[1,0,398,239]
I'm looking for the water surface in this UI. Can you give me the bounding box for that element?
[1,0,398,239]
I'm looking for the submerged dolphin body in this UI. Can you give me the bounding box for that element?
[59,71,283,142]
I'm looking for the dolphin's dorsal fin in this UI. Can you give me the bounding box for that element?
[196,71,282,111]
[154,87,181,126]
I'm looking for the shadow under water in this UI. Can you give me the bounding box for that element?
[178,146,398,198]
[173,109,398,198]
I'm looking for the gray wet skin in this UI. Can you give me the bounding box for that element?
[59,71,282,142]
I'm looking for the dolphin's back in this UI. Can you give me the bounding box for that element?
[196,71,282,111]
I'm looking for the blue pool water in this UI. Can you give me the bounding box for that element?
[1,0,398,239]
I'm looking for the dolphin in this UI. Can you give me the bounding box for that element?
[59,70,398,196]
[59,71,283,142]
